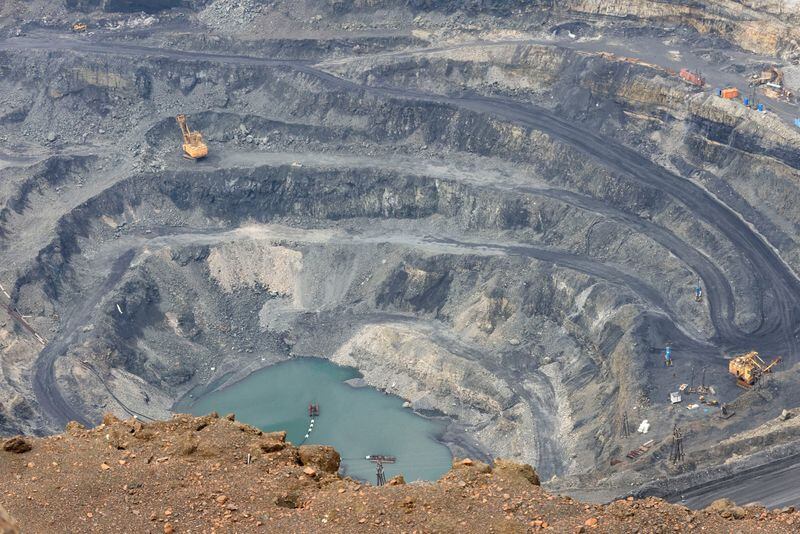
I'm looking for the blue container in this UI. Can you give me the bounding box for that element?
[757,103,765,112]
[743,97,750,106]
[795,118,800,128]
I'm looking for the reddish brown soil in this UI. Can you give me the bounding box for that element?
[2,414,799,533]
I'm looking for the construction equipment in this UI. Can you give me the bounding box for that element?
[626,439,655,460]
[679,68,705,87]
[728,351,781,388]
[719,403,735,419]
[763,87,783,100]
[366,455,396,486]
[669,426,685,464]
[694,284,703,302]
[175,114,208,160]
[365,455,397,463]
[72,22,87,32]
[751,66,783,87]
[720,87,740,99]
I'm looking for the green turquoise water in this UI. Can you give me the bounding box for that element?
[187,357,452,482]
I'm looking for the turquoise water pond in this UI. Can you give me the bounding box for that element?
[187,357,453,482]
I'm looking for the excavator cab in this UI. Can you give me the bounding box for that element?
[175,114,208,160]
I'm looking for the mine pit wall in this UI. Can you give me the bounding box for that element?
[323,43,793,329]
[0,156,99,231]
[0,43,760,452]
[2,36,793,471]
[55,162,711,341]
[3,45,787,325]
[7,161,678,476]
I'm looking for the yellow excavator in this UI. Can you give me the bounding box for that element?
[729,351,781,388]
[72,22,87,32]
[175,114,208,160]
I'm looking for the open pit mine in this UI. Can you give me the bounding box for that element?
[2,1,800,532]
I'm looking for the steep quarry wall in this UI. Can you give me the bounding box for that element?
[7,161,677,476]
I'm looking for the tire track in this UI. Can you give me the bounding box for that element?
[32,249,136,428]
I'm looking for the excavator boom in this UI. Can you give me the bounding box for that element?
[176,114,191,144]
[762,356,782,374]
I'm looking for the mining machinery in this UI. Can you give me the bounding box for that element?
[750,66,783,87]
[728,351,781,388]
[175,114,208,160]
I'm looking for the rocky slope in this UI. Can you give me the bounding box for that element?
[3,413,800,533]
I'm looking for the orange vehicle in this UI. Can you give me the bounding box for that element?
[721,87,740,99]
[175,114,208,159]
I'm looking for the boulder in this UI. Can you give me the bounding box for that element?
[2,436,32,454]
[274,492,300,509]
[452,457,491,473]
[298,444,341,473]
[234,421,262,436]
[706,498,736,515]
[252,431,287,455]
[102,413,121,426]
[65,421,86,435]
[258,439,286,453]
[387,475,406,486]
[493,459,541,485]
[263,431,287,442]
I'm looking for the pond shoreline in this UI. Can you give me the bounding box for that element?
[171,355,485,481]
